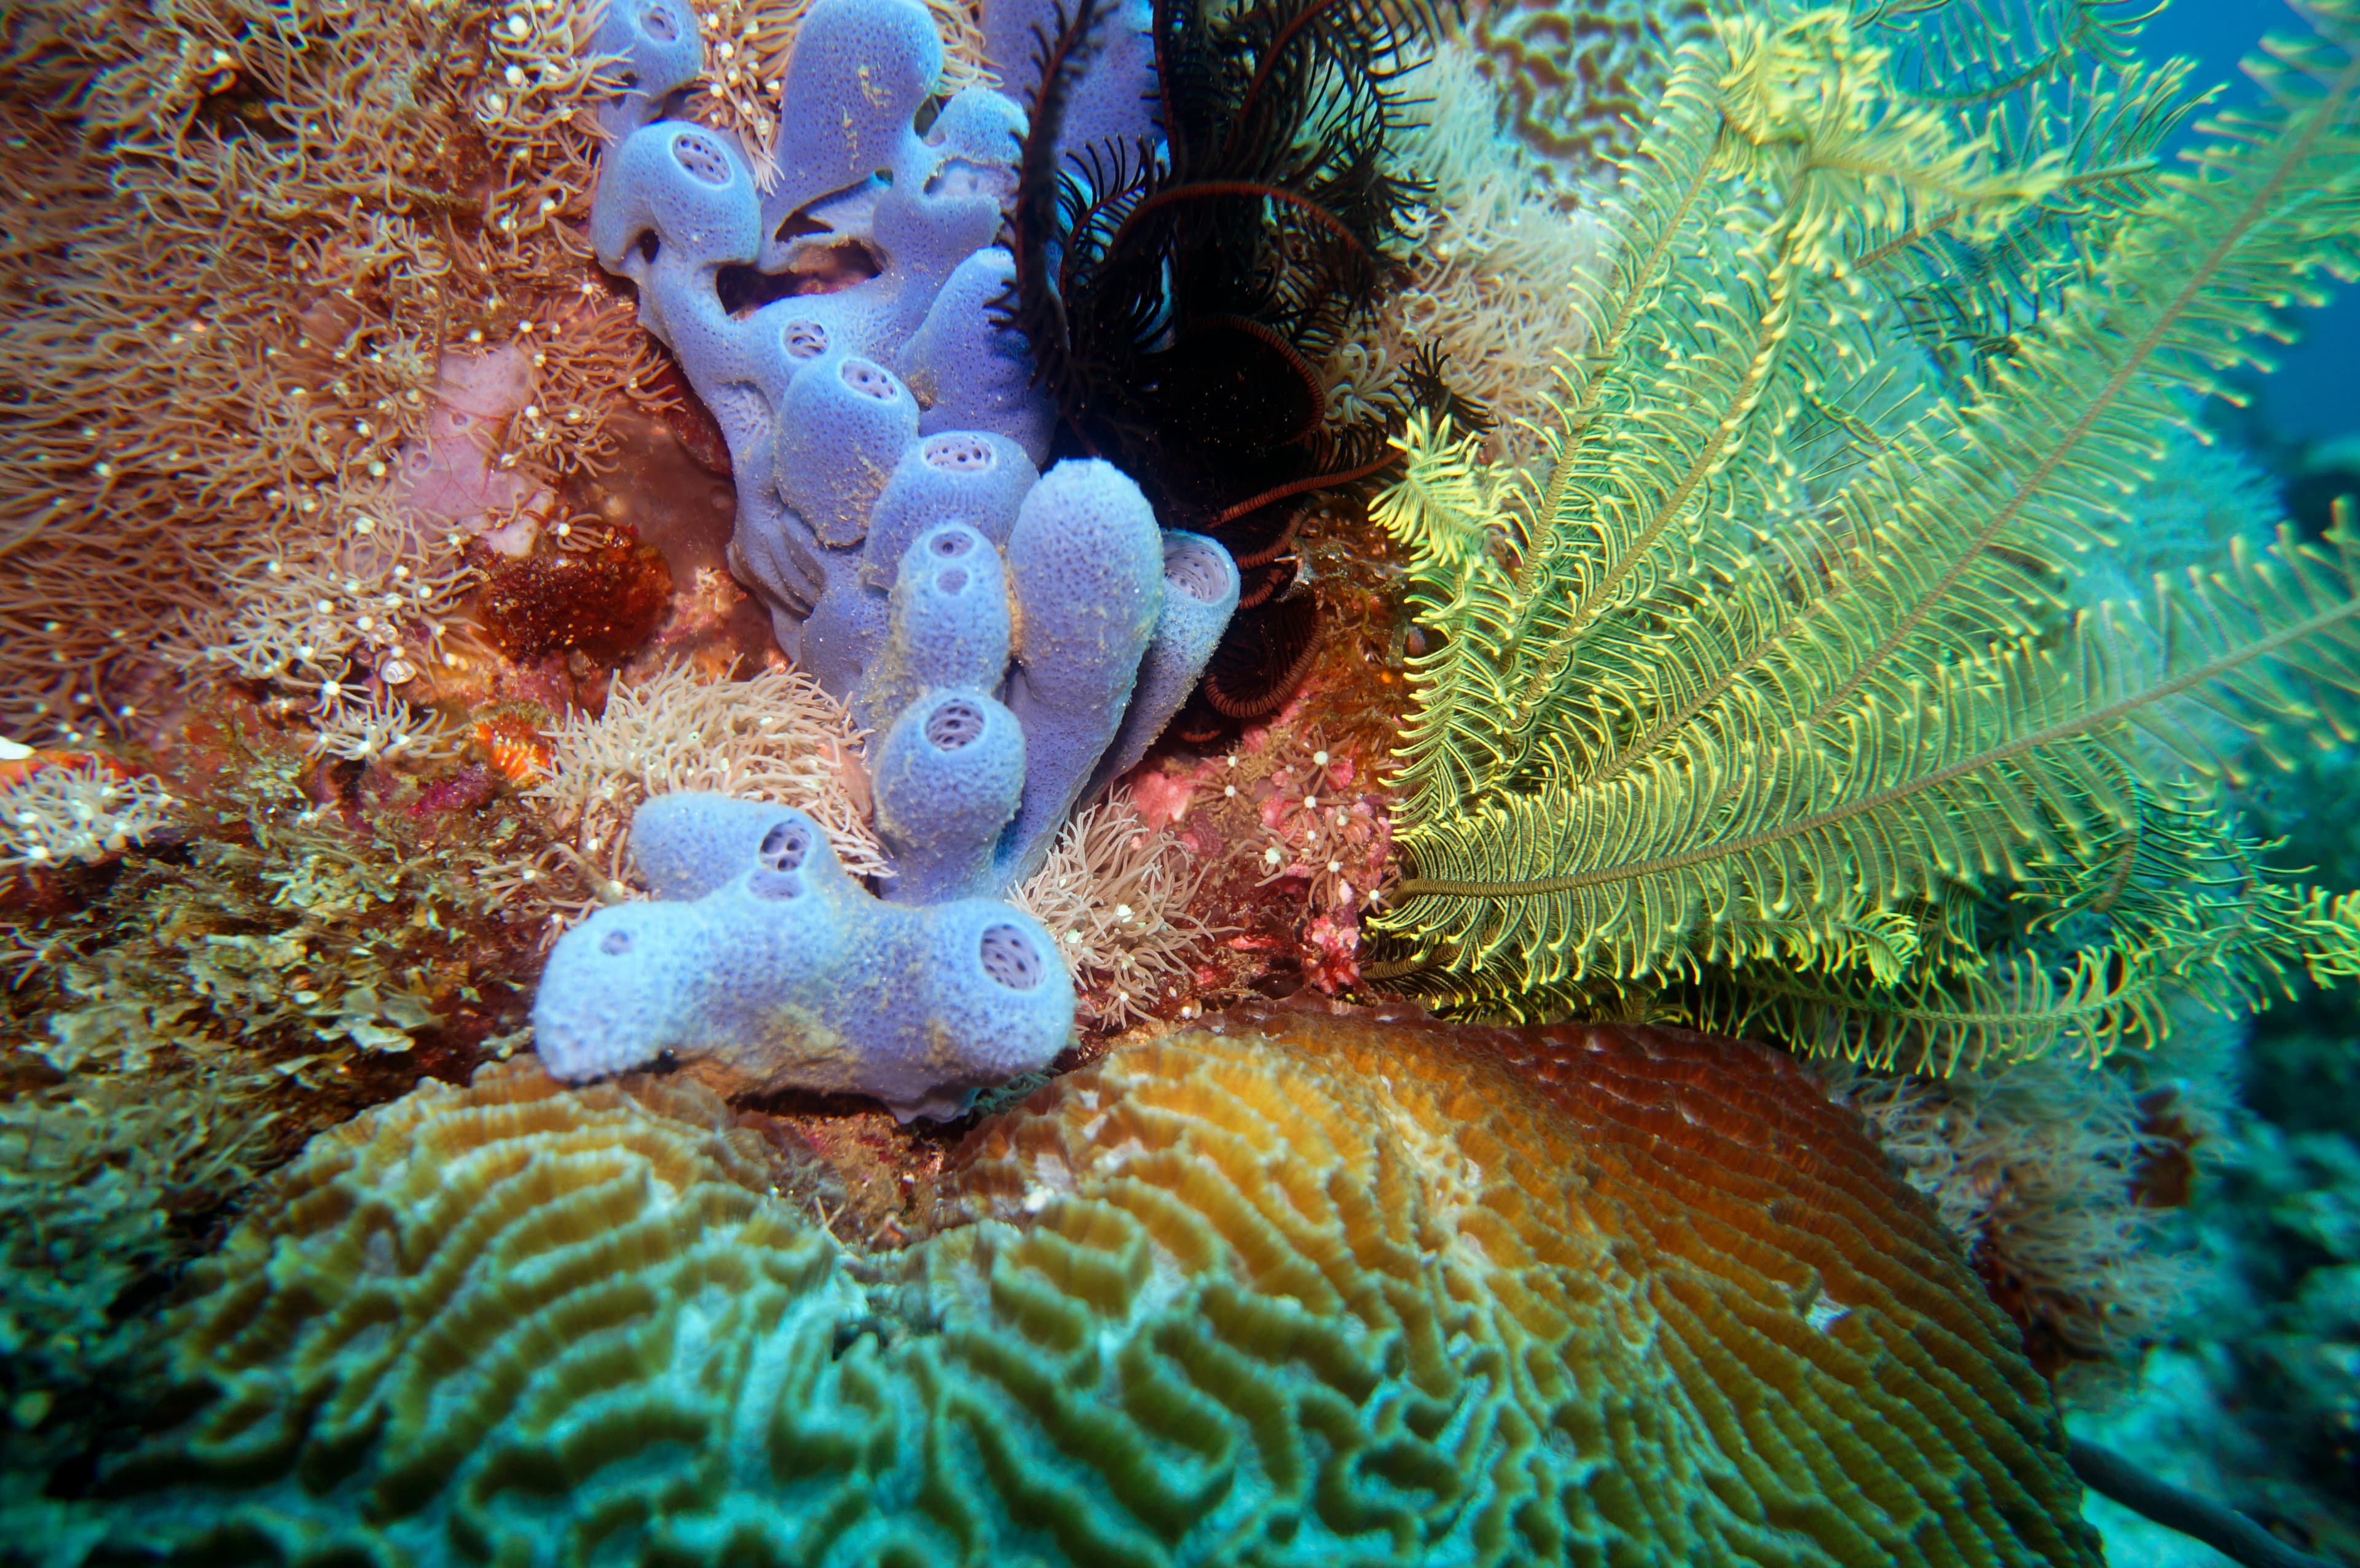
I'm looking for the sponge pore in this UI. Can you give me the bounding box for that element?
[978,920,1044,987]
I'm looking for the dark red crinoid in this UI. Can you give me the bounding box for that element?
[1001,0,1484,745]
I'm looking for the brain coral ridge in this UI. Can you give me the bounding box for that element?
[90,1006,2099,1567]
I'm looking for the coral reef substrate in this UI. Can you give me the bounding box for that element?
[87,1003,2096,1567]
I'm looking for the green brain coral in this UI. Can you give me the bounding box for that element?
[84,1008,2096,1567]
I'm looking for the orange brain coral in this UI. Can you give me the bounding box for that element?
[94,1005,2100,1567]
[1459,0,1712,173]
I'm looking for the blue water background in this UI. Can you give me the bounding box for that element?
[2148,0,2358,444]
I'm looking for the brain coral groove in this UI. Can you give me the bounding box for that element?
[90,1007,2099,1567]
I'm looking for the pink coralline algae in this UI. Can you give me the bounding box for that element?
[410,763,498,818]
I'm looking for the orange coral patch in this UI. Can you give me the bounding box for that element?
[469,710,552,784]
[0,746,130,791]
[951,1001,2101,1566]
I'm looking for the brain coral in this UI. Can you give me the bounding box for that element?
[1458,0,1712,176]
[92,1007,2099,1567]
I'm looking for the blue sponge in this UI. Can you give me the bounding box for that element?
[583,0,1066,718]
[899,249,1057,465]
[868,93,1026,345]
[1090,528,1241,793]
[871,689,1026,904]
[535,800,1073,1119]
[565,0,1240,1107]
[997,458,1167,886]
[757,0,942,261]
[591,122,761,281]
[981,0,1157,167]
[591,123,763,396]
[862,429,1037,586]
[627,793,803,901]
[919,897,1076,1088]
[588,0,704,133]
[798,574,892,697]
[776,351,922,547]
[852,520,1013,735]
[533,810,849,1085]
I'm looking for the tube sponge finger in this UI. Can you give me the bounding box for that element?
[745,297,889,391]
[853,519,1013,735]
[998,459,1165,884]
[532,872,844,1083]
[861,431,1037,589]
[1090,530,1240,794]
[757,306,843,372]
[914,898,1073,1104]
[728,496,825,617]
[532,902,717,1080]
[900,248,1056,465]
[775,351,922,547]
[800,578,892,700]
[588,0,704,133]
[922,84,1031,165]
[589,122,761,278]
[747,292,914,404]
[760,0,940,253]
[1005,460,1164,706]
[537,807,852,1081]
[872,148,1013,345]
[872,689,1026,904]
[630,793,853,902]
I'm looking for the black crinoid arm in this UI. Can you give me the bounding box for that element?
[999,0,1465,742]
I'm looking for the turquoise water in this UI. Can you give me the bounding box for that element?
[2149,0,2359,444]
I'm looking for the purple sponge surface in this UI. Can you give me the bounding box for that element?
[872,688,1027,904]
[760,0,941,235]
[775,351,922,547]
[533,799,1072,1119]
[852,520,1015,735]
[996,459,1166,885]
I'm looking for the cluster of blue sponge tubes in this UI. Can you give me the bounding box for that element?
[532,0,1242,1118]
